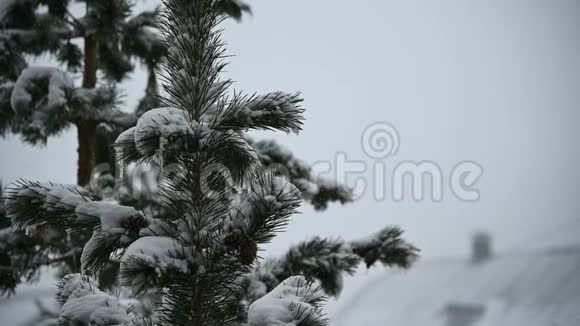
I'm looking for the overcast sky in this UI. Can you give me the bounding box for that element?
[1,0,579,318]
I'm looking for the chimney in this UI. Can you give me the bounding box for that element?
[471,231,492,263]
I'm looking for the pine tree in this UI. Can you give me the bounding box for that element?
[3,1,418,325]
[0,0,353,209]
[0,0,355,296]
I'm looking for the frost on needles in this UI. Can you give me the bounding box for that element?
[3,1,418,325]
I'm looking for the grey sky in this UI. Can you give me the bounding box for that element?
[1,0,579,280]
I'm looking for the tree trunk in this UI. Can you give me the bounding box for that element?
[76,33,98,186]
[146,66,158,96]
[76,120,97,186]
[82,34,98,88]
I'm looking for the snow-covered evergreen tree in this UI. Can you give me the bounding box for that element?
[0,0,354,296]
[3,1,418,324]
[0,0,353,207]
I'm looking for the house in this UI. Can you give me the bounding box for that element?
[333,232,580,326]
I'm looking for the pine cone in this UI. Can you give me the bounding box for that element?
[239,238,257,265]
[120,214,148,236]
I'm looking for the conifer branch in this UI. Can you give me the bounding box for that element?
[238,226,418,310]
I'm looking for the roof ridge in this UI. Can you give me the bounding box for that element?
[412,244,580,267]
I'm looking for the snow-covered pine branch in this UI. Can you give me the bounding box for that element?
[115,106,259,181]
[0,181,90,294]
[4,181,153,275]
[248,276,328,326]
[8,66,74,143]
[351,225,419,269]
[208,92,305,134]
[56,274,134,325]
[249,138,354,210]
[10,67,73,118]
[226,173,302,241]
[238,226,418,309]
[5,181,92,230]
[7,67,132,143]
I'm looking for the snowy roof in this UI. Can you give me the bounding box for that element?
[333,245,580,326]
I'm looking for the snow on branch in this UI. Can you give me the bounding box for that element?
[4,181,144,236]
[4,180,154,276]
[249,138,354,210]
[248,275,328,326]
[10,67,73,114]
[115,106,201,164]
[57,273,100,305]
[75,202,139,233]
[133,106,194,157]
[239,227,418,305]
[115,107,259,180]
[210,92,304,134]
[7,67,76,142]
[115,126,141,165]
[351,225,419,268]
[57,274,134,325]
[4,68,125,143]
[75,202,149,275]
[223,174,302,248]
[274,237,360,297]
[119,236,191,295]
[5,181,92,230]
